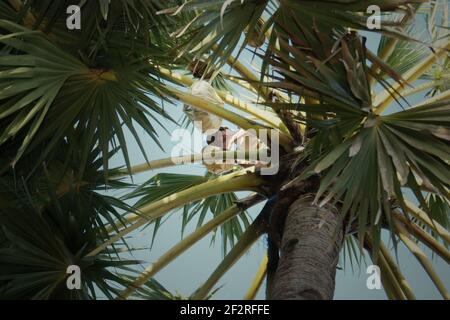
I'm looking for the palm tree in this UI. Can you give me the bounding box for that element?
[0,0,449,300]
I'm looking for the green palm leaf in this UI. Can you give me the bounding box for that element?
[310,101,450,246]
[0,20,174,173]
[0,180,139,300]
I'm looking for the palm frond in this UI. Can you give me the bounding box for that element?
[125,172,253,255]
[165,0,424,75]
[0,20,175,173]
[310,100,449,248]
[0,179,139,299]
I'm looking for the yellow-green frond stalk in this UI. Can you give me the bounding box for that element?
[191,218,265,300]
[117,195,262,300]
[395,221,450,300]
[88,169,265,257]
[244,254,268,300]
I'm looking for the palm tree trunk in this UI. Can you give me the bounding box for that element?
[270,194,344,300]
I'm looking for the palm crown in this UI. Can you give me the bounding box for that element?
[0,0,449,300]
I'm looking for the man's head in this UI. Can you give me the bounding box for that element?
[206,127,234,150]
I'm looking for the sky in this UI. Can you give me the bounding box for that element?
[105,28,450,300]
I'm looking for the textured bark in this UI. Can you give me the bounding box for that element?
[270,194,344,300]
